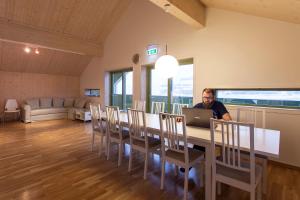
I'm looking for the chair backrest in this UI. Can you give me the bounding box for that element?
[151,102,165,114]
[127,108,147,143]
[172,103,189,115]
[90,103,104,132]
[106,106,121,137]
[210,119,255,185]
[236,107,266,128]
[132,100,146,111]
[159,113,188,163]
[5,99,18,111]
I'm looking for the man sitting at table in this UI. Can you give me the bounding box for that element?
[180,88,232,172]
[194,88,232,151]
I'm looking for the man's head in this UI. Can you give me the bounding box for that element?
[202,88,215,108]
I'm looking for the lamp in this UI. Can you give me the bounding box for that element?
[155,44,179,78]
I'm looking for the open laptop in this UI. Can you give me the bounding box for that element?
[182,108,213,128]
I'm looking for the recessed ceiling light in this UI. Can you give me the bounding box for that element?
[24,47,31,53]
[35,49,40,54]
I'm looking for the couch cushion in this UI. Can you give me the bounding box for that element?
[26,99,39,110]
[64,98,74,108]
[53,98,64,108]
[40,98,52,108]
[74,98,86,108]
[31,108,68,116]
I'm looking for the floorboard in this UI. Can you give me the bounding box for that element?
[0,120,299,200]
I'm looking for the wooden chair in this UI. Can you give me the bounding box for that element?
[151,101,165,114]
[210,119,263,200]
[3,99,21,122]
[90,103,106,156]
[237,107,268,194]
[132,100,146,111]
[106,106,129,167]
[159,113,204,200]
[237,107,266,128]
[127,108,161,179]
[172,103,189,115]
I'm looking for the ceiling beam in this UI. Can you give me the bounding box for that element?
[149,0,206,29]
[0,18,103,57]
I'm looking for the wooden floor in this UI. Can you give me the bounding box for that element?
[0,120,299,200]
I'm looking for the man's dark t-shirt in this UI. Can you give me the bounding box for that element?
[193,101,229,119]
[193,100,229,152]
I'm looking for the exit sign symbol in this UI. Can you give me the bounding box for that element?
[147,48,158,56]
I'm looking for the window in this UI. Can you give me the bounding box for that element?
[85,89,100,97]
[110,69,133,110]
[216,89,300,109]
[146,58,193,112]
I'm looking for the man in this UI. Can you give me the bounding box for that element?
[194,88,232,121]
[193,88,231,150]
[180,88,232,172]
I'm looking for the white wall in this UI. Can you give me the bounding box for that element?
[80,0,300,167]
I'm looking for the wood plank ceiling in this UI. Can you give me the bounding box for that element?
[0,0,132,76]
[201,0,300,25]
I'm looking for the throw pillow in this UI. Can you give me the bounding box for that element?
[40,98,52,108]
[26,99,40,110]
[53,98,64,108]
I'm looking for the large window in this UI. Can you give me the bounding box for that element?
[216,89,300,109]
[146,58,193,112]
[110,69,133,110]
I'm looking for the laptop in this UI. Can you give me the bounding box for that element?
[182,108,213,128]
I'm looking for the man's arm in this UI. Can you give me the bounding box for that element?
[222,113,232,121]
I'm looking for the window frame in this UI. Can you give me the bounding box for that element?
[215,88,300,109]
[85,88,100,97]
[145,58,194,113]
[110,68,133,110]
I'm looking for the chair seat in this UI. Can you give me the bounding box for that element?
[132,136,161,148]
[166,147,204,163]
[216,163,262,184]
[110,129,129,139]
[93,125,106,135]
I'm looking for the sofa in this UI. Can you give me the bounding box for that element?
[21,97,90,123]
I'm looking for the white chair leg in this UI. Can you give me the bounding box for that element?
[250,189,256,200]
[217,182,222,195]
[184,166,189,200]
[104,135,107,156]
[98,135,104,156]
[128,146,133,172]
[118,142,123,167]
[212,177,216,200]
[160,159,165,190]
[107,139,110,160]
[263,159,268,194]
[144,152,149,180]
[91,132,95,151]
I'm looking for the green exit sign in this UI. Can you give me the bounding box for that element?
[147,48,158,56]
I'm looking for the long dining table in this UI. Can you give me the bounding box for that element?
[103,111,280,200]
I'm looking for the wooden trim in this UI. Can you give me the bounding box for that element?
[0,18,103,56]
[149,0,206,29]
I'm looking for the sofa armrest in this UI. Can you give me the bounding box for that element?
[21,104,31,123]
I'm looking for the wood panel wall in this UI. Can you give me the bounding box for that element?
[0,70,80,111]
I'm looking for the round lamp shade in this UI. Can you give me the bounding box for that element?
[154,55,179,78]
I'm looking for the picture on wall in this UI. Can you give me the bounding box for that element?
[85,89,100,97]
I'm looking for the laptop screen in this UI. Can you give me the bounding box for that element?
[182,108,213,128]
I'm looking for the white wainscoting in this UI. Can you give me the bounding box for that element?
[226,105,300,167]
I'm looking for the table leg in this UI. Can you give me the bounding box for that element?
[204,143,212,200]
